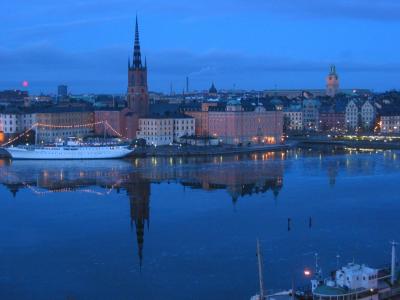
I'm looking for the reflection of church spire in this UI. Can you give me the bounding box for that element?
[4,183,21,198]
[126,175,150,268]
[135,216,145,269]
[327,162,338,187]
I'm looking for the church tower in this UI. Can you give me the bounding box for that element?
[128,16,149,116]
[326,65,339,97]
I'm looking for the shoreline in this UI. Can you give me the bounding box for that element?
[130,144,290,157]
[1,139,399,160]
[291,137,400,150]
[0,144,290,159]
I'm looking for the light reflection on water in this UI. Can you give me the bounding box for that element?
[0,147,399,299]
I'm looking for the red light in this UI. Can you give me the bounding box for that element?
[22,80,29,88]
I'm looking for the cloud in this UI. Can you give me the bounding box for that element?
[1,44,400,93]
[5,0,400,23]
[10,16,130,34]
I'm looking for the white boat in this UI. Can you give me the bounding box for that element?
[3,138,134,160]
[251,242,400,300]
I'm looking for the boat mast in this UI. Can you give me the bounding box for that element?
[391,241,397,285]
[35,124,38,145]
[256,239,265,300]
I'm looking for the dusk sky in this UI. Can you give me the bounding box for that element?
[2,0,400,94]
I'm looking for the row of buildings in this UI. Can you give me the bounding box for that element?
[0,98,283,146]
[284,98,377,133]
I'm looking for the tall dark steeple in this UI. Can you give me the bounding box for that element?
[127,15,149,138]
[133,16,142,69]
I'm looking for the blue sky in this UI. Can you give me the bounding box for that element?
[2,0,400,94]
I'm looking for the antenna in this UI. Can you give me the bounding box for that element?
[314,253,322,280]
[336,254,340,270]
[256,239,265,300]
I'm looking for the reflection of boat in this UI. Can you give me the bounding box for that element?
[4,138,133,160]
[10,158,133,171]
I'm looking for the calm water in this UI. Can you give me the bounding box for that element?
[0,148,399,299]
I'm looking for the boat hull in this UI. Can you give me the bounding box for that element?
[4,145,134,160]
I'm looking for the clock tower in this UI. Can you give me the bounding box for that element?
[326,65,339,97]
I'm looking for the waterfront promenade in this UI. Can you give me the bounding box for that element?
[290,135,400,150]
[0,143,290,159]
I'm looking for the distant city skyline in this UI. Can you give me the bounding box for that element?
[2,0,400,93]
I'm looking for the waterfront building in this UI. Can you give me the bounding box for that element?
[137,114,195,146]
[182,102,216,136]
[35,105,94,143]
[0,107,36,136]
[319,102,346,133]
[94,108,125,137]
[263,88,372,100]
[345,99,359,132]
[360,100,376,130]
[283,104,303,132]
[302,99,320,131]
[185,101,283,145]
[326,65,340,97]
[380,107,400,134]
[345,99,376,132]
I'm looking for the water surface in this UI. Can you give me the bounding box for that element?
[0,148,399,299]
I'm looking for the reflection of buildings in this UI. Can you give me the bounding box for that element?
[0,154,287,267]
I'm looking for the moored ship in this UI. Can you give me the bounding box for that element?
[3,138,134,160]
[251,241,400,300]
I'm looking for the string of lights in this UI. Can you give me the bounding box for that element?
[1,124,36,147]
[35,121,104,129]
[1,120,128,147]
[105,121,126,139]
[23,181,120,196]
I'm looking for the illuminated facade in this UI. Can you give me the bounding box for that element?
[185,100,283,145]
[381,110,400,134]
[284,105,303,131]
[303,99,320,131]
[319,103,346,132]
[137,115,195,146]
[345,100,376,132]
[0,110,36,135]
[360,100,376,130]
[35,106,94,143]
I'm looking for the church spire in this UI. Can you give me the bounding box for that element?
[329,65,337,76]
[133,15,142,69]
